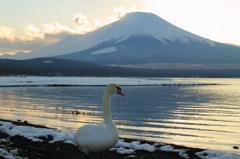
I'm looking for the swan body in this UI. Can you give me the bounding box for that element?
[72,83,125,154]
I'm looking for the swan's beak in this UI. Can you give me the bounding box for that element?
[117,90,125,97]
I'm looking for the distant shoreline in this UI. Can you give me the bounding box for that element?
[0,83,217,87]
[0,76,218,87]
[1,58,240,78]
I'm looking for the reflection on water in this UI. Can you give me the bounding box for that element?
[0,78,240,154]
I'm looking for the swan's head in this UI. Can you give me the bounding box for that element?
[107,83,125,96]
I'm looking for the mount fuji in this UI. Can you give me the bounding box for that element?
[3,12,240,65]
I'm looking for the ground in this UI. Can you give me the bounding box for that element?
[0,119,204,159]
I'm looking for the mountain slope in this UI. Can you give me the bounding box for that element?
[1,58,239,77]
[2,12,240,65]
[57,35,240,64]
[0,57,147,76]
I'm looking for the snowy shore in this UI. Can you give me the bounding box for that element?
[0,119,239,159]
[0,76,216,87]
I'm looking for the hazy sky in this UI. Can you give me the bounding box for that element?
[1,0,240,55]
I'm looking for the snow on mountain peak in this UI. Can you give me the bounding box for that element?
[113,12,215,46]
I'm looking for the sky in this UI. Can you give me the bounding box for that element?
[1,0,240,55]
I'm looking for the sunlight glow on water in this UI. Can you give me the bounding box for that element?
[0,78,239,154]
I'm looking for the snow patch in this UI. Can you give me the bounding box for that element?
[0,147,21,159]
[112,139,156,152]
[91,47,117,55]
[110,147,135,155]
[42,61,53,63]
[195,149,240,159]
[159,145,189,159]
[0,121,74,143]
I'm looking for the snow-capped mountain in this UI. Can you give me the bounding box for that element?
[3,12,240,64]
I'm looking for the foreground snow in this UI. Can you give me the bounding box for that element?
[0,76,213,87]
[0,121,239,159]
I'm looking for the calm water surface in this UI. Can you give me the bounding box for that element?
[0,78,239,154]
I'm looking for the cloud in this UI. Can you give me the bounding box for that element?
[72,13,88,26]
[111,5,137,22]
[72,13,103,33]
[0,23,78,55]
[0,26,16,41]
[0,11,105,56]
[113,5,129,19]
[24,23,78,41]
[112,5,151,21]
[0,26,31,54]
[93,19,102,29]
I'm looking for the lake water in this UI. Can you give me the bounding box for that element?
[0,78,239,155]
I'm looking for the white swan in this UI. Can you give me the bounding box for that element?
[72,83,125,154]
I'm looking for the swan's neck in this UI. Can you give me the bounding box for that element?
[102,90,115,128]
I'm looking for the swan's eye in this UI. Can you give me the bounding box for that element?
[116,86,121,90]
